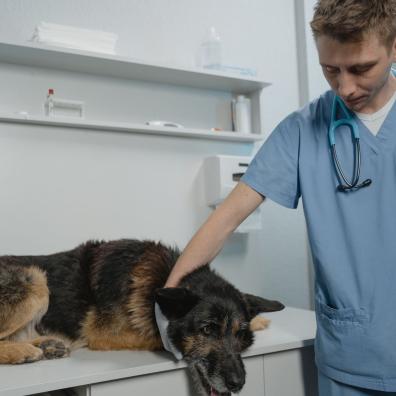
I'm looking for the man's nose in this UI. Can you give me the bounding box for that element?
[337,73,357,99]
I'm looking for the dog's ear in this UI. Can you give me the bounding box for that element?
[155,287,201,320]
[243,292,285,319]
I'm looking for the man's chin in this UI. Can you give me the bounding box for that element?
[343,95,374,113]
[344,99,367,112]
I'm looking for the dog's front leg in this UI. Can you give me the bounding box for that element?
[0,340,43,364]
[30,336,70,359]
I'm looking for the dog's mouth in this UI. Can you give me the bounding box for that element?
[204,379,231,396]
[209,388,231,396]
[195,365,232,396]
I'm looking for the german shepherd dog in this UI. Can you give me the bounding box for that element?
[0,239,284,395]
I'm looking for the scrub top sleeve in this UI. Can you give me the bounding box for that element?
[241,117,301,209]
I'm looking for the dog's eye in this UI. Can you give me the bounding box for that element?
[240,322,249,331]
[236,325,250,339]
[201,325,211,335]
[237,329,247,337]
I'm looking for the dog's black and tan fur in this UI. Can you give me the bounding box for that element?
[0,239,284,395]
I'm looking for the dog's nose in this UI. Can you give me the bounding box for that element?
[225,374,244,393]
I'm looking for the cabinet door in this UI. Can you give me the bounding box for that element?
[263,346,318,396]
[240,355,265,396]
[33,387,89,396]
[90,368,191,396]
[90,355,264,396]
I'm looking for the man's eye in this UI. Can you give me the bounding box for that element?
[325,66,338,74]
[352,67,371,74]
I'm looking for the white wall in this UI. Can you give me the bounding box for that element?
[0,0,312,309]
[295,0,329,104]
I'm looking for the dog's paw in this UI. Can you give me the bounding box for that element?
[250,316,271,331]
[0,343,44,364]
[34,338,70,359]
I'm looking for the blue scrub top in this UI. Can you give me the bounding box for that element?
[241,90,396,392]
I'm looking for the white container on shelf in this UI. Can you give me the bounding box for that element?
[232,95,252,134]
[198,27,222,70]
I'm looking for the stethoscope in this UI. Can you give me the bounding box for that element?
[328,95,372,192]
[329,68,396,192]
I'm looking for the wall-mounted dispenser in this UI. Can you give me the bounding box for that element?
[204,155,262,233]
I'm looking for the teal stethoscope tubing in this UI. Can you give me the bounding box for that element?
[328,95,372,191]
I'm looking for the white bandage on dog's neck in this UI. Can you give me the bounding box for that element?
[154,303,183,360]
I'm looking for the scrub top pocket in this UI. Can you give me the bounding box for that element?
[316,298,369,328]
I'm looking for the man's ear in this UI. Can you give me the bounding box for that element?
[155,287,201,320]
[391,37,396,62]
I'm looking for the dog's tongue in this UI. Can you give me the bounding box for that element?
[210,389,231,396]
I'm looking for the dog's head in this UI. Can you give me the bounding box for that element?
[155,286,284,395]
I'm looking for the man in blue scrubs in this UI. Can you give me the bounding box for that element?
[160,0,396,394]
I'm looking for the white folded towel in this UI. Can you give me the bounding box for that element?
[31,22,118,55]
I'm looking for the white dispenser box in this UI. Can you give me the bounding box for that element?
[204,155,262,233]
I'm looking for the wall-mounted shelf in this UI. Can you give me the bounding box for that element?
[0,42,270,94]
[0,41,271,140]
[0,114,265,142]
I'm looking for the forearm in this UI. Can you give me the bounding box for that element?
[165,207,233,287]
[165,182,264,287]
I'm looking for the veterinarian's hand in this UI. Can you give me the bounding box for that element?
[154,303,183,360]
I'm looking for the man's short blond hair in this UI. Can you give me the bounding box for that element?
[310,0,396,48]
